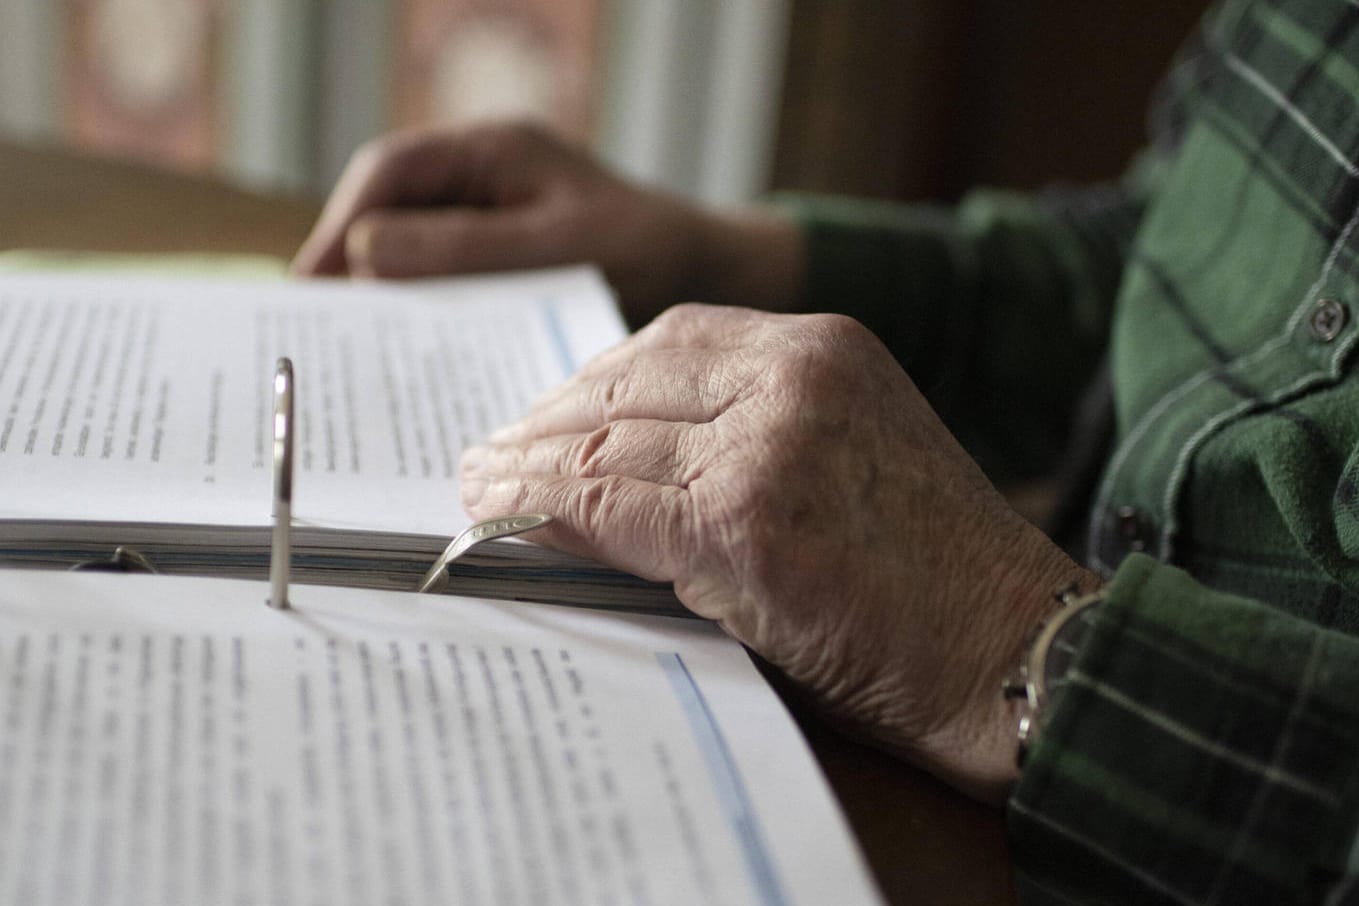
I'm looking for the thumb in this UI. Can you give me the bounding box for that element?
[463,472,696,584]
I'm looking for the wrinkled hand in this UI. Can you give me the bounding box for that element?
[292,121,803,326]
[461,305,1097,803]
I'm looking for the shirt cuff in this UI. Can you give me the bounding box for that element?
[1008,553,1359,903]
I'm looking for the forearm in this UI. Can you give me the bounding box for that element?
[688,206,807,316]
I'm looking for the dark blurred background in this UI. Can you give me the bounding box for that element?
[0,0,1213,206]
[776,0,1212,199]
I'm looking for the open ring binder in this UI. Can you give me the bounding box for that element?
[68,359,551,608]
[3,267,679,615]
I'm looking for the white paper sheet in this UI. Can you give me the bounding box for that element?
[0,571,881,906]
[0,267,624,535]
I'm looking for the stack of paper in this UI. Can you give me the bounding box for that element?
[0,571,883,905]
[0,267,675,611]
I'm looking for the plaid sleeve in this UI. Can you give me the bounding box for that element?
[769,173,1154,480]
[1009,553,1359,905]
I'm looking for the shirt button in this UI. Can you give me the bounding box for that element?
[1308,298,1348,342]
[1115,505,1151,553]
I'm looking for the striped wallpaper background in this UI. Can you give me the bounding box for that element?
[0,0,789,205]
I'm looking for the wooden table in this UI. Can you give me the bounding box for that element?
[0,141,1016,905]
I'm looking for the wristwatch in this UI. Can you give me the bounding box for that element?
[1002,584,1107,766]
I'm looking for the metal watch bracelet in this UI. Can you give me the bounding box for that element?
[1002,583,1108,767]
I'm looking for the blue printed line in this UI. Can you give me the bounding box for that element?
[539,298,576,376]
[656,652,789,906]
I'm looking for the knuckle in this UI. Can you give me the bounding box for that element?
[572,424,614,477]
[572,473,626,536]
[464,119,552,168]
[348,136,391,173]
[589,362,632,418]
[803,311,864,338]
[645,303,704,341]
[762,317,868,391]
[345,131,443,200]
[802,312,879,362]
[640,306,685,342]
[666,301,709,321]
[350,131,417,178]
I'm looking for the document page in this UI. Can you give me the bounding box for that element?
[0,572,881,906]
[0,268,623,534]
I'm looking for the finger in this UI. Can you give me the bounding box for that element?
[491,347,743,443]
[466,419,708,489]
[294,124,537,276]
[462,471,694,583]
[343,208,561,279]
[293,131,469,276]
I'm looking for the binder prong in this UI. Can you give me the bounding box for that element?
[268,358,294,610]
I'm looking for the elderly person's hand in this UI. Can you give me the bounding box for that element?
[462,304,1099,804]
[292,122,803,326]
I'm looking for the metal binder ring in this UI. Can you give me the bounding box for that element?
[268,358,294,610]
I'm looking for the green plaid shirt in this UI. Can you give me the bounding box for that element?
[779,0,1359,901]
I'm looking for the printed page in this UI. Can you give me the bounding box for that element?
[0,267,623,534]
[0,571,882,906]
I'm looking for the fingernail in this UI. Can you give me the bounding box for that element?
[488,423,518,444]
[461,444,487,474]
[461,476,487,508]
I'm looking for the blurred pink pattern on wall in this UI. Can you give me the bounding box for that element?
[393,0,599,141]
[50,0,602,179]
[65,0,220,172]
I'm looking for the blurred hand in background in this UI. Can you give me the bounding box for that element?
[292,121,804,327]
